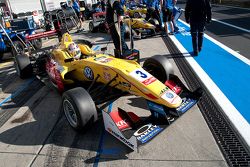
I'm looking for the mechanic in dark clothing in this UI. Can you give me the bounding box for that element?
[145,0,162,31]
[106,0,129,57]
[185,0,211,56]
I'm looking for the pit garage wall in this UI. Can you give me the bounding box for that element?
[9,0,62,13]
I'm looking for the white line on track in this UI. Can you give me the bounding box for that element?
[172,19,250,148]
[212,18,250,33]
[212,3,250,10]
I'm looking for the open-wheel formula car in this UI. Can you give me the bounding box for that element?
[14,33,202,150]
[88,12,160,39]
[125,5,147,18]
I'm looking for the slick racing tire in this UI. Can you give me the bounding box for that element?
[143,55,174,83]
[11,40,25,56]
[148,18,160,31]
[89,21,98,33]
[62,87,97,131]
[14,53,33,79]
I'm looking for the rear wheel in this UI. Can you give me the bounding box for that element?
[31,38,42,49]
[143,55,174,82]
[89,21,98,33]
[62,87,97,131]
[14,53,33,79]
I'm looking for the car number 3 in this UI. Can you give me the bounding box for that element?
[135,70,147,78]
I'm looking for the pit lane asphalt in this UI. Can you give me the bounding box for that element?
[177,1,250,60]
[0,28,228,167]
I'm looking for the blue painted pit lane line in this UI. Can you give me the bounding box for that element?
[0,78,35,108]
[170,20,250,146]
[93,102,113,167]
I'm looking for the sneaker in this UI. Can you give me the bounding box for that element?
[193,51,198,56]
[198,47,202,52]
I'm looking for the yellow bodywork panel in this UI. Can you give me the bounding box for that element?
[124,18,155,29]
[50,33,182,108]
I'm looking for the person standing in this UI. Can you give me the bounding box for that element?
[161,0,175,35]
[72,0,84,30]
[185,0,211,56]
[106,0,129,58]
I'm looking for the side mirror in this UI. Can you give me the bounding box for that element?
[64,58,74,63]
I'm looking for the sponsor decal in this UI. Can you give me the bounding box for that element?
[134,124,162,143]
[130,69,156,85]
[176,98,197,113]
[100,58,113,63]
[161,90,180,104]
[103,72,111,81]
[108,128,134,148]
[142,76,157,85]
[165,92,174,98]
[84,66,94,80]
[94,56,107,61]
[110,111,131,130]
[160,87,168,95]
[116,120,129,129]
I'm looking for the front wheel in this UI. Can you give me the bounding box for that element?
[62,87,97,131]
[89,21,98,33]
[143,55,174,83]
[14,53,33,79]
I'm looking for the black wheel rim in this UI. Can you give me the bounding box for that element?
[63,99,78,127]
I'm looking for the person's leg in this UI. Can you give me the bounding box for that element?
[191,32,198,55]
[162,10,168,35]
[120,23,129,52]
[153,9,162,30]
[145,8,153,21]
[190,22,198,55]
[110,24,121,51]
[167,9,174,34]
[197,22,205,52]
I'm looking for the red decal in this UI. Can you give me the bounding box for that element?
[146,93,158,100]
[110,111,131,131]
[142,76,156,85]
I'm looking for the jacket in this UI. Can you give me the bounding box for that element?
[185,0,211,23]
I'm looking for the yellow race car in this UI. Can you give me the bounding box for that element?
[125,6,147,18]
[14,33,201,150]
[124,17,157,38]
